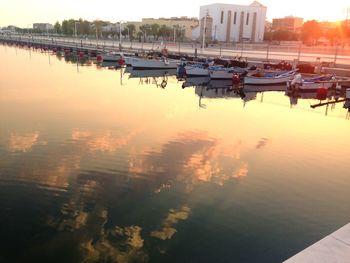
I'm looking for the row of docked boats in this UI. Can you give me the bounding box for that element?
[100,51,346,91]
[179,61,299,85]
[179,60,346,89]
[101,51,178,69]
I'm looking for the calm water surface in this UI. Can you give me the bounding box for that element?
[0,45,350,263]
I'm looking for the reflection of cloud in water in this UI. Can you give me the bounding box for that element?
[151,205,190,240]
[80,215,148,263]
[256,138,270,150]
[72,129,138,153]
[128,131,248,191]
[7,132,39,152]
[114,226,144,248]
[233,162,249,178]
[49,199,148,263]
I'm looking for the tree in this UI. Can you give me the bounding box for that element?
[77,19,90,36]
[150,24,160,40]
[157,25,172,40]
[174,25,186,41]
[324,28,342,45]
[61,19,75,35]
[139,24,152,41]
[93,20,103,37]
[61,20,69,35]
[301,20,322,44]
[54,21,61,34]
[126,24,136,40]
[136,31,143,42]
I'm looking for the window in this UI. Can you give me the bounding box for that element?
[246,13,250,25]
[233,12,237,24]
[221,11,224,24]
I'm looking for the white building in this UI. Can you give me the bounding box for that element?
[196,1,267,43]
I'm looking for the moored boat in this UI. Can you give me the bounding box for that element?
[102,51,134,66]
[131,57,178,69]
[287,74,337,91]
[244,70,296,85]
[210,67,248,80]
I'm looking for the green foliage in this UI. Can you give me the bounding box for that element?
[301,20,322,44]
[264,30,298,41]
[157,25,172,40]
[126,24,136,40]
[54,21,61,34]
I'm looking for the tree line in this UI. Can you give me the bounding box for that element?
[264,20,350,45]
[50,19,185,41]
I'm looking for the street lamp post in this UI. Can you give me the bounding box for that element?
[118,21,126,51]
[119,22,122,48]
[95,24,98,48]
[202,14,207,54]
[74,21,79,42]
[74,21,79,51]
[173,26,176,43]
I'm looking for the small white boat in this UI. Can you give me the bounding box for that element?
[244,70,296,85]
[287,74,338,91]
[131,57,178,69]
[182,62,218,77]
[102,52,132,66]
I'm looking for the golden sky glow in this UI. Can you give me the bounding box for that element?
[0,0,349,27]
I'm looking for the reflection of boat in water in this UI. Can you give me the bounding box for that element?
[195,86,239,98]
[101,61,121,68]
[196,82,286,102]
[129,69,177,78]
[243,85,286,93]
[182,77,210,88]
[285,88,341,106]
[208,79,232,88]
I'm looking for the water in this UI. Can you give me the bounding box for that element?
[1,45,350,263]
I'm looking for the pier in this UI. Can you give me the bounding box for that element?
[1,34,350,70]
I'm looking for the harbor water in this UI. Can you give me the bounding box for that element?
[0,45,350,263]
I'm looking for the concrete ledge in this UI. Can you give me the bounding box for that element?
[284,223,350,263]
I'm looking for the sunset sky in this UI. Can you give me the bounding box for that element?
[0,0,349,27]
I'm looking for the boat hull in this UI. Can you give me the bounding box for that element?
[131,58,178,69]
[210,68,247,80]
[244,75,294,85]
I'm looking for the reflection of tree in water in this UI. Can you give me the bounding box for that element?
[55,51,92,66]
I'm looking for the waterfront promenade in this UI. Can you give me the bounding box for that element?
[2,34,350,67]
